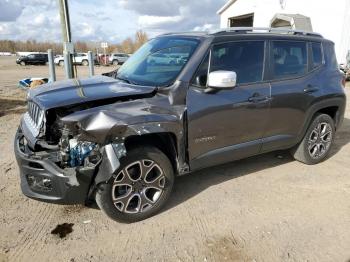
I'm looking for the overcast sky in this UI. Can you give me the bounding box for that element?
[0,0,226,43]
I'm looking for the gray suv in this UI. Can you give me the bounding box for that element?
[14,28,346,223]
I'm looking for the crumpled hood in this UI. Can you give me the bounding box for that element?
[28,75,157,110]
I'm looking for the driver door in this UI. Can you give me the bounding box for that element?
[187,40,271,171]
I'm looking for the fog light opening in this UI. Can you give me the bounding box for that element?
[26,175,53,192]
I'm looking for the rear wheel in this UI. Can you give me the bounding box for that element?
[291,114,335,164]
[82,60,89,66]
[58,60,64,66]
[112,60,119,66]
[96,146,174,223]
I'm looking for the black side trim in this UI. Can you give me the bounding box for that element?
[190,139,261,171]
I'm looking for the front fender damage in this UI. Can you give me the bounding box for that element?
[59,98,187,188]
[95,143,126,185]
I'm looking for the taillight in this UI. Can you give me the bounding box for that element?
[342,76,346,88]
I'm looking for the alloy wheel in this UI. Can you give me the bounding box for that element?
[111,160,166,214]
[308,122,332,159]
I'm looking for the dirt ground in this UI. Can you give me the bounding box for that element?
[0,56,350,262]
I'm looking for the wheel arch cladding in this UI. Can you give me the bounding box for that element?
[93,130,181,186]
[316,106,340,126]
[124,132,179,173]
[300,97,345,142]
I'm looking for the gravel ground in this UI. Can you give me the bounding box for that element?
[0,56,350,262]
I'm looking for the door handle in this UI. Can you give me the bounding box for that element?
[304,85,319,93]
[248,93,269,103]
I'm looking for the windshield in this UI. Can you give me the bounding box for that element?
[116,37,200,87]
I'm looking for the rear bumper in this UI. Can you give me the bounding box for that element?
[14,128,94,205]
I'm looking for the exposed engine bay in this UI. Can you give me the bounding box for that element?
[16,75,186,206]
[24,83,149,170]
[29,105,103,170]
[45,110,101,169]
[60,136,99,168]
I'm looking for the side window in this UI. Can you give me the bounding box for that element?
[191,41,265,87]
[311,42,323,69]
[210,41,265,85]
[272,41,307,79]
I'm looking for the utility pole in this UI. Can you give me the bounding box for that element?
[58,0,74,78]
[47,49,56,82]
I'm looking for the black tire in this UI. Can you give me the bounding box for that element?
[291,113,335,165]
[82,60,89,66]
[96,146,174,223]
[112,60,119,66]
[20,61,26,66]
[58,60,64,66]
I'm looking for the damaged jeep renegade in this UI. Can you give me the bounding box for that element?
[15,28,346,222]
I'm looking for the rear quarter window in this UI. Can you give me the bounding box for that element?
[271,41,307,79]
[311,42,324,69]
[323,42,339,70]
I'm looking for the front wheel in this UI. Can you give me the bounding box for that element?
[112,60,119,66]
[20,61,26,66]
[82,60,89,66]
[96,146,174,223]
[291,113,335,165]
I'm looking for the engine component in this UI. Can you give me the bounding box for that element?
[68,139,96,167]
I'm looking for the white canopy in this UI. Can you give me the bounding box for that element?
[270,13,313,31]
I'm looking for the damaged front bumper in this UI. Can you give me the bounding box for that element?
[14,129,96,204]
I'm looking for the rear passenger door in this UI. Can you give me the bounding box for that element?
[262,40,323,152]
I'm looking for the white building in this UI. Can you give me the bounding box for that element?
[217,0,350,64]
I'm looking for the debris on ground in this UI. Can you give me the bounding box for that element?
[29,79,47,89]
[51,223,74,238]
[18,77,48,89]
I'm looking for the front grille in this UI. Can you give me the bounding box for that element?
[23,101,45,137]
[28,101,43,127]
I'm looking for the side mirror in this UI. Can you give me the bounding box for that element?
[207,70,237,90]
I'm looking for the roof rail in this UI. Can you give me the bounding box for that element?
[160,31,208,36]
[212,27,323,38]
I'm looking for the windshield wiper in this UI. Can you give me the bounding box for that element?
[116,76,138,85]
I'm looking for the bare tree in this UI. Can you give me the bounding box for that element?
[120,37,135,54]
[134,30,148,50]
[0,30,149,55]
[75,41,88,52]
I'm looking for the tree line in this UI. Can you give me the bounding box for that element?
[0,30,148,55]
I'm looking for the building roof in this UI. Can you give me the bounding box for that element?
[217,0,238,15]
